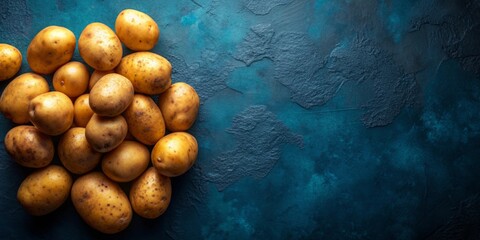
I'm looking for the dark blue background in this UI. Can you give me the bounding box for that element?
[1,0,480,239]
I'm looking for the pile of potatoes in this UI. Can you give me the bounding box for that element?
[0,9,200,234]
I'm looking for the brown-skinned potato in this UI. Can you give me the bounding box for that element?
[0,43,22,81]
[158,82,199,132]
[101,140,150,182]
[115,9,159,51]
[58,127,102,174]
[89,73,134,117]
[151,132,198,177]
[85,114,128,153]
[28,91,74,136]
[79,22,122,71]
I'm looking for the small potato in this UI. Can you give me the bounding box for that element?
[71,172,132,234]
[89,73,134,117]
[85,114,128,153]
[4,125,54,168]
[130,167,171,219]
[115,52,172,95]
[101,140,150,182]
[158,82,200,132]
[79,22,122,71]
[58,127,102,175]
[0,73,49,124]
[27,26,76,74]
[0,43,22,81]
[115,9,159,51]
[53,61,89,98]
[73,94,94,127]
[17,165,72,216]
[29,91,74,136]
[89,69,114,91]
[151,132,198,177]
[123,94,165,145]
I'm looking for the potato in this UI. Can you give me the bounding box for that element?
[53,61,89,98]
[158,82,200,132]
[27,26,76,74]
[115,52,172,95]
[71,172,132,234]
[89,73,134,117]
[115,9,159,51]
[0,43,22,81]
[29,91,74,136]
[73,94,94,127]
[58,127,102,175]
[123,94,165,145]
[79,22,122,71]
[4,125,54,168]
[85,114,128,153]
[101,140,149,182]
[17,165,72,216]
[89,69,114,91]
[130,167,171,219]
[0,73,49,124]
[151,132,198,177]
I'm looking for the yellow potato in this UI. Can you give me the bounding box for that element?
[0,43,22,81]
[115,9,159,51]
[17,165,72,216]
[115,52,172,95]
[89,73,134,117]
[151,132,198,177]
[27,26,76,74]
[158,82,200,132]
[53,61,89,98]
[71,172,132,234]
[29,91,74,136]
[130,167,171,219]
[58,127,102,175]
[101,140,150,182]
[0,73,49,124]
[89,69,114,91]
[123,94,165,145]
[78,22,122,71]
[73,94,94,128]
[85,114,128,153]
[4,125,54,168]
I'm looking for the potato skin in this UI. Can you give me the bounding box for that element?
[73,94,94,128]
[28,91,74,136]
[115,52,172,95]
[27,26,76,74]
[4,125,54,168]
[58,127,102,175]
[123,94,165,145]
[101,140,150,182]
[85,114,128,153]
[17,165,72,216]
[71,172,132,234]
[151,132,198,177]
[158,82,199,132]
[89,73,134,117]
[115,9,159,51]
[130,167,171,219]
[0,43,22,81]
[0,73,49,124]
[53,61,89,98]
[79,22,122,71]
[89,69,114,91]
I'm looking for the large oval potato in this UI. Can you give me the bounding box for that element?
[79,22,122,71]
[58,127,102,175]
[101,140,150,182]
[0,43,22,81]
[0,73,49,124]
[158,82,200,132]
[71,172,132,234]
[73,94,94,127]
[123,94,165,145]
[115,9,159,51]
[130,167,171,219]
[85,114,128,153]
[4,125,54,168]
[151,132,198,177]
[89,73,134,117]
[27,26,76,74]
[115,52,172,95]
[17,165,72,216]
[53,61,89,98]
[29,91,74,136]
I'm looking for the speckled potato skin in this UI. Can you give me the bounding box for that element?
[27,26,76,74]
[101,140,150,182]
[85,114,128,153]
[89,69,114,91]
[89,73,134,117]
[151,132,198,177]
[115,9,159,51]
[71,172,132,234]
[0,43,22,81]
[130,167,171,219]
[58,127,102,175]
[53,61,89,98]
[115,52,172,95]
[123,94,165,145]
[4,125,54,168]
[79,22,123,71]
[28,91,74,136]
[158,82,200,132]
[17,165,72,216]
[0,73,49,124]
[73,94,94,128]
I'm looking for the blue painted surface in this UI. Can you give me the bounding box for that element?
[1,0,480,239]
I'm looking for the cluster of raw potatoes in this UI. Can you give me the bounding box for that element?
[0,9,199,234]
